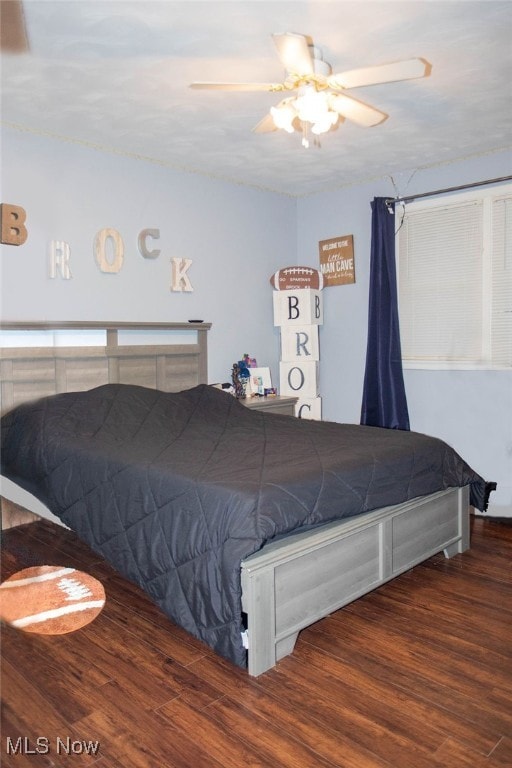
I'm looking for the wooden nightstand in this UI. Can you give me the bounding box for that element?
[241,395,297,416]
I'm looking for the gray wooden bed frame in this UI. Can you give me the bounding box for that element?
[0,321,471,676]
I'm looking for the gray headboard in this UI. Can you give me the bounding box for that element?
[0,321,211,415]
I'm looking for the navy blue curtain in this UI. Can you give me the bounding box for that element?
[360,197,410,430]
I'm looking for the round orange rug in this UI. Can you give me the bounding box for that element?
[0,565,106,634]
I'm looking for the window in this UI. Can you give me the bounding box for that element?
[397,185,512,369]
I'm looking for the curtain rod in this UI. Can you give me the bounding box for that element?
[385,175,512,208]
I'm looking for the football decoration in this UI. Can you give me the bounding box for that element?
[0,565,106,635]
[270,266,324,291]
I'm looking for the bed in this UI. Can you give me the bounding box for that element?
[0,321,491,676]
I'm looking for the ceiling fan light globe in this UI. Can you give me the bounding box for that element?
[270,104,296,133]
[294,86,340,129]
[311,112,338,135]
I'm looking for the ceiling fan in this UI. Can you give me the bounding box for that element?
[190,33,431,147]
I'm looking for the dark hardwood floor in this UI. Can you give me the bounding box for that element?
[1,515,511,767]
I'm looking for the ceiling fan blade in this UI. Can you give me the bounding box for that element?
[272,32,314,75]
[0,0,29,53]
[329,93,388,127]
[190,82,282,92]
[252,113,278,134]
[328,58,431,90]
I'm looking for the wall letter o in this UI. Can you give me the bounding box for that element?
[94,228,124,273]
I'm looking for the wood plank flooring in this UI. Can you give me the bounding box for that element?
[1,515,511,767]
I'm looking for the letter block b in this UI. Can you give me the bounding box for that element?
[273,289,323,327]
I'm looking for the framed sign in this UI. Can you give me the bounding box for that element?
[319,235,355,286]
[247,367,272,395]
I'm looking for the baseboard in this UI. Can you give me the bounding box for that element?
[475,502,512,520]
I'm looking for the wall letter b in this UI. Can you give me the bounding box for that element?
[1,204,28,245]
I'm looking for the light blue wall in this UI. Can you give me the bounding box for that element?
[0,126,295,384]
[1,126,510,513]
[297,150,512,514]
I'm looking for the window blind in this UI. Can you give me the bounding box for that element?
[397,188,512,368]
[491,196,512,366]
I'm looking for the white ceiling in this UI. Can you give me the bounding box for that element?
[1,0,512,197]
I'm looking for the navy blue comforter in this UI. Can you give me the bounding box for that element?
[0,384,488,666]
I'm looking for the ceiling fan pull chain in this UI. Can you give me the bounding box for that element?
[301,121,310,149]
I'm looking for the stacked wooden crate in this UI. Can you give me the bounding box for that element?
[273,288,323,420]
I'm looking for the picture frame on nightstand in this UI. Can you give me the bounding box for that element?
[247,367,272,395]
